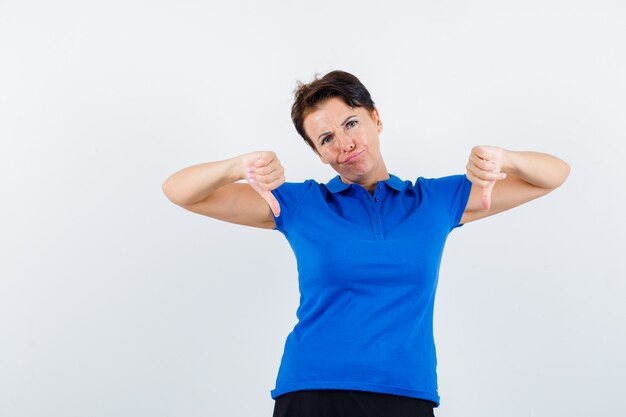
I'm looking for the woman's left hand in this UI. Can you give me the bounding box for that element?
[465,145,508,211]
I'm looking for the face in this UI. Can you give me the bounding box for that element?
[303,97,385,183]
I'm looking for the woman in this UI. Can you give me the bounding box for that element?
[162,71,570,417]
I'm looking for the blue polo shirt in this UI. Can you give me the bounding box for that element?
[269,173,472,406]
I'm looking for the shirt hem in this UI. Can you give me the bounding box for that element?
[271,381,440,407]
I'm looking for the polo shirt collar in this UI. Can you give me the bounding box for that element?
[326,173,406,193]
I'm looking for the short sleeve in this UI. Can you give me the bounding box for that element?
[417,174,473,231]
[270,180,315,234]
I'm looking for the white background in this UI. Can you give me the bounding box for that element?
[1,1,625,416]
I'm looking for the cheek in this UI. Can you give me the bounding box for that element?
[318,150,331,164]
[357,127,371,140]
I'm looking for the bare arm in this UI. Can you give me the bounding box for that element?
[161,152,285,229]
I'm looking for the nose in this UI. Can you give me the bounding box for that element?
[336,130,355,151]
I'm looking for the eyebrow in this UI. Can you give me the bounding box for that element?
[317,115,357,141]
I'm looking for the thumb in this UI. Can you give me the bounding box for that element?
[481,181,495,211]
[261,190,281,217]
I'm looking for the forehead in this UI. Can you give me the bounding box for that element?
[303,97,367,135]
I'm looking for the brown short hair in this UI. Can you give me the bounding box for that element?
[291,70,376,154]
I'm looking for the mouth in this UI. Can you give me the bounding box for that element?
[341,150,364,164]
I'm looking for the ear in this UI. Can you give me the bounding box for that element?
[371,107,383,133]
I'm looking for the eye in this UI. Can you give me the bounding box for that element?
[321,135,333,145]
[347,120,358,128]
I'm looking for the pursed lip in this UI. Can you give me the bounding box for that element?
[340,150,364,164]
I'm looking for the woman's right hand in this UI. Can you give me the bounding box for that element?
[240,151,285,217]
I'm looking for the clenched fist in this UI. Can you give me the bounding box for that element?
[240,151,285,217]
[465,145,507,211]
